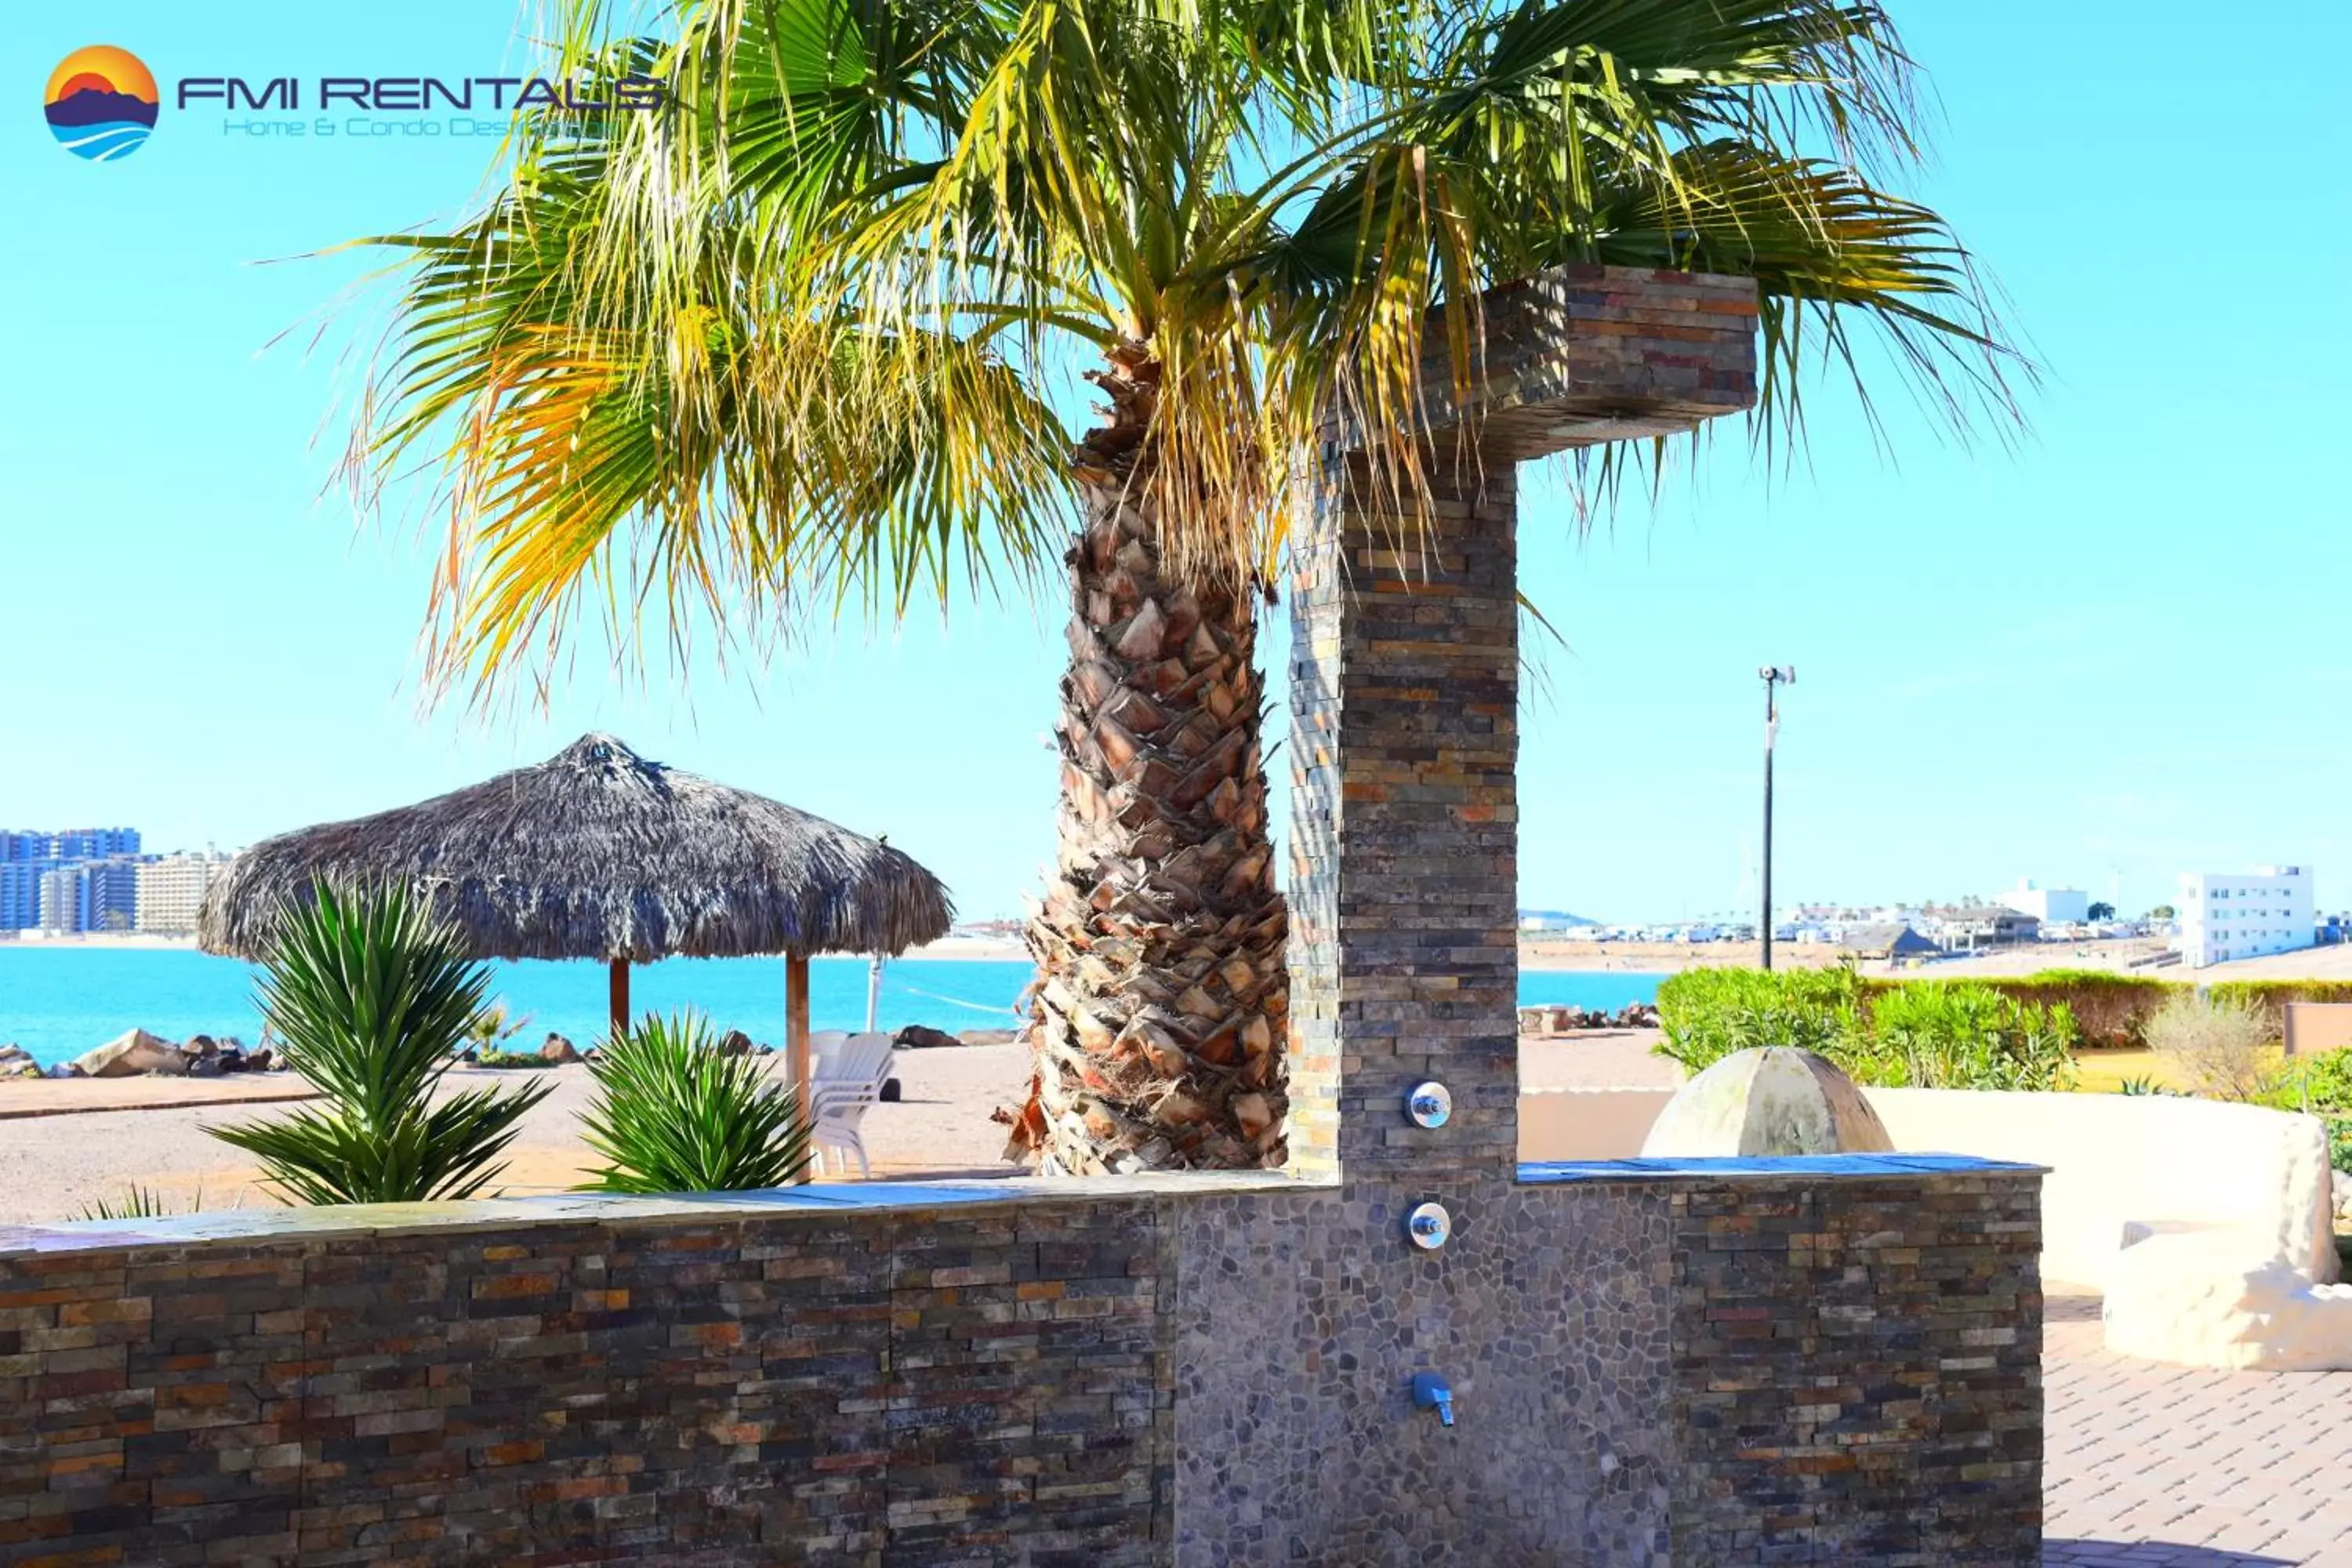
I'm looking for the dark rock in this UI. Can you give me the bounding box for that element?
[717,1029,756,1057]
[540,1033,582,1065]
[248,1048,274,1073]
[187,1055,225,1078]
[459,1047,480,1064]
[185,1034,220,1058]
[46,1062,85,1079]
[894,1025,963,1051]
[216,1048,247,1073]
[880,1077,903,1103]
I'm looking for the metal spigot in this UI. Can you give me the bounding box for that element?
[1411,1373,1454,1428]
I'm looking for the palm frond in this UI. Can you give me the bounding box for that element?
[349,0,2026,698]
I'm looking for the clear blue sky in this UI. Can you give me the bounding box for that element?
[5,2,2348,924]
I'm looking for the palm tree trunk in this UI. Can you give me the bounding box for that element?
[1007,343,1288,1173]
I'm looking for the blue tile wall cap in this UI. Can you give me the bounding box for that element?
[1518,1152,2048,1182]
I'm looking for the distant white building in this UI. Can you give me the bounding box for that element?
[2176,866,2314,968]
[36,866,81,934]
[136,854,233,935]
[1998,880,2089,926]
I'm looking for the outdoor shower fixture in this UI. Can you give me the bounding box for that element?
[1411,1374,1455,1427]
[1405,1201,1452,1250]
[1405,1081,1452,1129]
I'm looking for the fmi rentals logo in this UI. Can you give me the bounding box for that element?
[44,45,669,160]
[45,46,158,162]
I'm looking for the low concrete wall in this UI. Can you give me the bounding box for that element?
[0,1160,2043,1566]
[1519,1084,2336,1294]
[1867,1089,2338,1292]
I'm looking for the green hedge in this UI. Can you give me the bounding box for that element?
[1657,967,2352,1083]
[1853,972,2352,1049]
[1959,970,2184,1050]
[1655,967,2077,1091]
[2208,980,2352,1033]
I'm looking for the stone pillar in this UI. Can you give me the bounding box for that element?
[1287,451,1522,1182]
[1283,264,1758,1182]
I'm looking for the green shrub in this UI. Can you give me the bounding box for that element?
[577,1011,811,1193]
[1657,965,2076,1091]
[2274,1047,2352,1114]
[208,883,553,1205]
[1865,983,2079,1091]
[473,1050,561,1069]
[1653,967,1867,1076]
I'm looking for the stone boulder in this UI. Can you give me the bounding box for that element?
[0,1044,39,1079]
[1639,1047,1891,1158]
[894,1025,963,1050]
[74,1029,189,1078]
[539,1033,582,1065]
[717,1029,756,1057]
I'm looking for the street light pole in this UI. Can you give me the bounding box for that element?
[1759,666,1795,971]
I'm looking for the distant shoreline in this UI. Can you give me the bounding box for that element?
[0,931,1035,964]
[16,931,2352,984]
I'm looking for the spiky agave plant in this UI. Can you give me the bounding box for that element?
[77,1182,200,1221]
[208,882,550,1205]
[576,1010,813,1192]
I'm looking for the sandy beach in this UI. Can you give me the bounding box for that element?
[0,1030,1672,1225]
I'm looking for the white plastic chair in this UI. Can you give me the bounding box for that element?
[809,1031,895,1178]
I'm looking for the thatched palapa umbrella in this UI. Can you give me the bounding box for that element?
[198,734,953,1119]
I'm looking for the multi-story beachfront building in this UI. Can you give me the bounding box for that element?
[50,827,140,861]
[1997,880,2089,926]
[2176,866,2314,968]
[1,828,141,862]
[0,828,152,934]
[0,862,49,931]
[36,866,84,933]
[80,860,140,931]
[134,853,231,934]
[0,832,51,862]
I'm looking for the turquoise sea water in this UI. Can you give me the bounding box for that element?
[0,947,1661,1066]
[49,121,151,161]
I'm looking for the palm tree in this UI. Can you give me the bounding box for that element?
[351,0,2016,1174]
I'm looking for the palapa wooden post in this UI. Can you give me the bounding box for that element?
[786,953,812,1181]
[608,959,630,1040]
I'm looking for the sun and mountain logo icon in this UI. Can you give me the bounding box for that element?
[45,46,158,162]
